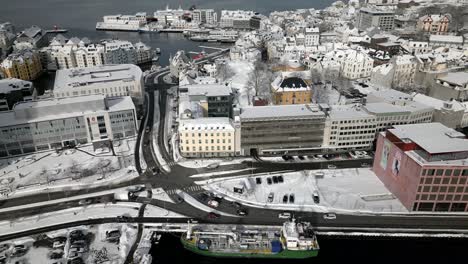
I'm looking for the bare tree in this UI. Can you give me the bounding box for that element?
[246,61,274,104]
[216,61,235,83]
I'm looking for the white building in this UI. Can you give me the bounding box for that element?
[413,93,468,129]
[392,55,417,89]
[370,63,394,89]
[405,41,431,55]
[75,44,106,68]
[53,64,144,105]
[154,6,186,26]
[102,40,137,65]
[178,117,240,157]
[323,104,377,150]
[339,50,374,79]
[429,35,464,48]
[220,10,255,29]
[304,27,320,47]
[192,9,218,25]
[0,95,137,157]
[358,8,395,31]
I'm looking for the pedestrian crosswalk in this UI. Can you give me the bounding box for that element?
[166,185,204,195]
[167,161,177,167]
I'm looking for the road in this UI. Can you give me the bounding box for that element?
[1,50,468,242]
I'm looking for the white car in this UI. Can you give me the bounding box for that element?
[278,212,291,219]
[323,213,337,220]
[208,200,219,208]
[327,164,337,169]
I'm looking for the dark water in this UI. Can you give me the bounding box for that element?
[152,234,468,264]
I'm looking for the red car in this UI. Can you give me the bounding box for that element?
[207,212,220,219]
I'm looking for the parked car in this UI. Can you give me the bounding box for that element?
[151,167,160,174]
[267,192,274,203]
[207,212,220,219]
[278,212,291,219]
[282,195,288,203]
[313,191,320,204]
[67,258,84,264]
[68,252,82,259]
[289,194,295,204]
[53,240,65,249]
[206,163,219,169]
[267,178,272,185]
[298,156,305,160]
[327,164,337,169]
[361,163,370,167]
[78,199,92,206]
[277,175,284,183]
[117,215,131,222]
[255,177,262,185]
[127,185,145,193]
[208,200,219,208]
[236,209,248,216]
[0,244,9,253]
[49,251,64,259]
[272,176,278,184]
[323,213,337,220]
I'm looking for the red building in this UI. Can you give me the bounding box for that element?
[373,123,468,212]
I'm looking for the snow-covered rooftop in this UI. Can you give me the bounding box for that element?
[364,101,432,115]
[389,123,468,154]
[54,64,142,91]
[184,84,232,97]
[240,104,325,120]
[0,95,135,127]
[437,72,468,86]
[179,117,235,131]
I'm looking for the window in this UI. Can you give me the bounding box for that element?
[445,169,452,176]
[451,178,458,185]
[442,178,450,184]
[440,186,447,192]
[454,169,461,176]
[436,169,443,176]
[422,169,427,176]
[427,169,435,176]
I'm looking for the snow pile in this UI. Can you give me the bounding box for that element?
[118,224,138,260]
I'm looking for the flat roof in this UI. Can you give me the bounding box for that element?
[54,64,142,91]
[240,104,325,120]
[0,95,134,127]
[364,102,432,114]
[184,84,232,97]
[329,105,374,120]
[437,72,468,86]
[389,123,468,154]
[179,117,234,131]
[0,78,32,94]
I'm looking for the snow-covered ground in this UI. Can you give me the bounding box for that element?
[178,157,251,169]
[227,60,254,108]
[144,204,187,218]
[202,169,408,214]
[0,223,138,264]
[0,203,140,236]
[0,137,139,199]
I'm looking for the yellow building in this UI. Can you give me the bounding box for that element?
[178,117,240,158]
[0,50,43,81]
[272,76,312,105]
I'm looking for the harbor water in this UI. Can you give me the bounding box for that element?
[152,233,468,264]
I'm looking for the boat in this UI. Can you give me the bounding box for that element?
[155,48,161,54]
[181,219,319,259]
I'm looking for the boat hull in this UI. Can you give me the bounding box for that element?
[181,237,319,259]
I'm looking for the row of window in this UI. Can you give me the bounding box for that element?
[184,145,232,152]
[182,139,232,144]
[416,193,468,202]
[418,184,468,194]
[181,132,232,137]
[422,169,468,177]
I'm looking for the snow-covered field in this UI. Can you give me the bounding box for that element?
[0,137,139,199]
[202,168,408,214]
[0,223,138,264]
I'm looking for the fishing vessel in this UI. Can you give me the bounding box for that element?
[181,219,319,259]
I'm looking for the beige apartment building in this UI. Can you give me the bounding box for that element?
[178,117,240,157]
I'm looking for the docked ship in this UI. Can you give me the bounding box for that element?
[185,29,239,43]
[96,13,148,32]
[181,219,319,259]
